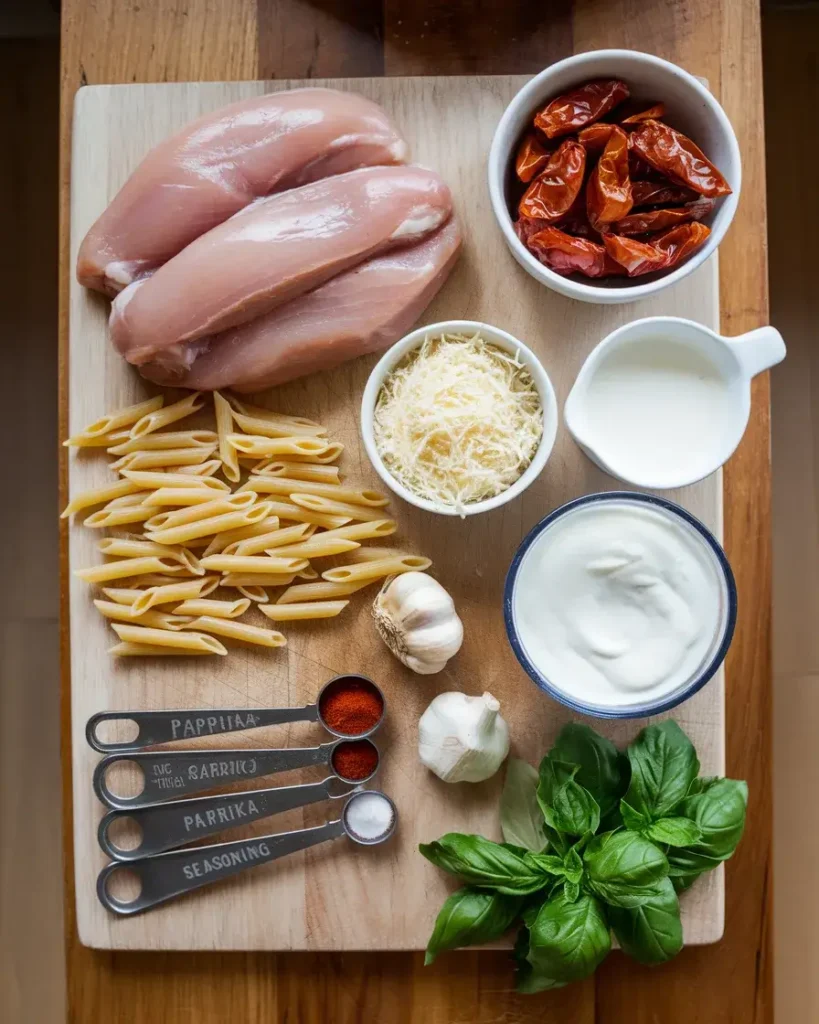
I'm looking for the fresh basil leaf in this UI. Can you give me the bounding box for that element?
[563,879,581,903]
[523,852,566,876]
[500,759,548,853]
[671,870,704,893]
[620,799,649,832]
[549,723,629,817]
[607,877,683,965]
[424,887,523,965]
[419,834,553,895]
[646,817,703,847]
[527,892,611,983]
[624,721,700,821]
[514,926,568,993]
[563,846,584,885]
[537,758,601,837]
[544,825,570,857]
[678,778,748,859]
[584,830,669,908]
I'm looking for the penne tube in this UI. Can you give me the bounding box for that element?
[97,538,190,561]
[234,585,268,603]
[64,395,164,445]
[131,577,219,614]
[130,392,204,438]
[239,477,388,507]
[144,491,255,530]
[107,429,218,455]
[172,598,250,619]
[93,599,191,630]
[201,516,280,556]
[228,398,323,428]
[259,601,348,622]
[252,444,344,469]
[222,573,296,588]
[181,616,286,649]
[148,501,273,546]
[74,555,191,583]
[110,447,216,471]
[177,460,221,477]
[232,522,314,556]
[200,554,308,574]
[63,429,131,448]
[109,642,214,657]
[101,587,142,605]
[111,622,227,654]
[228,435,331,458]
[102,491,153,509]
[214,391,240,483]
[252,499,350,530]
[231,408,326,439]
[316,520,396,543]
[288,493,389,523]
[264,537,360,559]
[124,573,203,587]
[277,579,374,603]
[322,555,432,584]
[61,479,141,518]
[251,461,341,484]
[142,487,228,508]
[84,507,156,528]
[297,566,319,580]
[121,469,229,492]
[345,546,415,563]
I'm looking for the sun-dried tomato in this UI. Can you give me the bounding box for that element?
[653,220,711,264]
[557,191,598,239]
[612,197,715,236]
[515,132,550,183]
[518,140,586,223]
[577,122,616,156]
[515,214,551,244]
[620,102,666,126]
[586,126,632,232]
[604,221,711,276]
[534,79,629,139]
[629,120,732,197]
[527,226,624,278]
[631,181,700,207]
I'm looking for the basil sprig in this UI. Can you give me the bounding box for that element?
[421,720,748,990]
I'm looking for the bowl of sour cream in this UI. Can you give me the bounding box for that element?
[504,492,736,718]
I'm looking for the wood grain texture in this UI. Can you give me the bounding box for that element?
[59,0,772,1020]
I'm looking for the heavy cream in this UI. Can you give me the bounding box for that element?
[512,500,727,708]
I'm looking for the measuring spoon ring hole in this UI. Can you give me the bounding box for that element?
[94,757,147,805]
[98,863,143,912]
[316,674,386,739]
[330,738,380,785]
[99,812,145,858]
[342,790,398,846]
[87,714,140,752]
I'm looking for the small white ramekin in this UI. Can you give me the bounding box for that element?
[487,49,742,305]
[360,319,558,517]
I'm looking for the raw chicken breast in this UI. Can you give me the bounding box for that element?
[110,165,453,369]
[141,218,463,392]
[77,88,408,295]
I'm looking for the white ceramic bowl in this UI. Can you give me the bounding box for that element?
[360,320,558,517]
[487,49,742,304]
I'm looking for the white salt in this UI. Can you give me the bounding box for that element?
[344,791,395,841]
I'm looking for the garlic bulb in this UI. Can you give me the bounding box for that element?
[372,572,463,675]
[418,691,510,783]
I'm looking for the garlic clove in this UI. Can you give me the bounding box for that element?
[373,571,463,675]
[418,690,510,783]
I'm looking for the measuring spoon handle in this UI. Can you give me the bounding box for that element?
[99,776,354,860]
[86,705,319,753]
[97,819,346,915]
[93,744,335,809]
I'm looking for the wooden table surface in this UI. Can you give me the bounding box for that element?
[59,2,772,1020]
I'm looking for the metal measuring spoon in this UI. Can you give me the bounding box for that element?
[98,775,360,861]
[86,673,385,753]
[92,737,380,810]
[96,791,398,916]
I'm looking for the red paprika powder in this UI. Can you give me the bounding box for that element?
[319,676,383,736]
[332,739,379,782]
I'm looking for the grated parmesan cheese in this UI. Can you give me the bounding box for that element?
[373,332,544,514]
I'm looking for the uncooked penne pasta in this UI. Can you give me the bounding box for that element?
[232,522,314,556]
[125,573,204,587]
[259,601,348,622]
[110,447,216,471]
[228,399,323,428]
[131,577,219,614]
[253,444,344,469]
[130,392,204,438]
[264,537,360,559]
[182,616,286,649]
[121,469,228,492]
[93,600,191,631]
[239,477,388,507]
[144,491,255,530]
[230,407,326,439]
[64,395,163,446]
[276,580,373,603]
[322,555,432,584]
[111,622,227,654]
[172,598,250,619]
[233,585,268,603]
[109,642,214,656]
[297,566,319,580]
[345,546,414,563]
[61,479,141,518]
[84,507,156,528]
[74,555,191,583]
[222,573,296,588]
[97,538,189,561]
[177,460,221,477]
[228,435,331,458]
[252,461,341,484]
[148,502,272,546]
[201,516,280,556]
[107,429,218,455]
[101,587,143,605]
[255,499,350,530]
[317,520,396,543]
[64,429,131,449]
[214,391,240,483]
[102,491,152,509]
[142,487,229,508]
[201,553,308,574]
[288,493,388,523]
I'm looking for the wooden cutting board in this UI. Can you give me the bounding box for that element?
[68,76,724,951]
